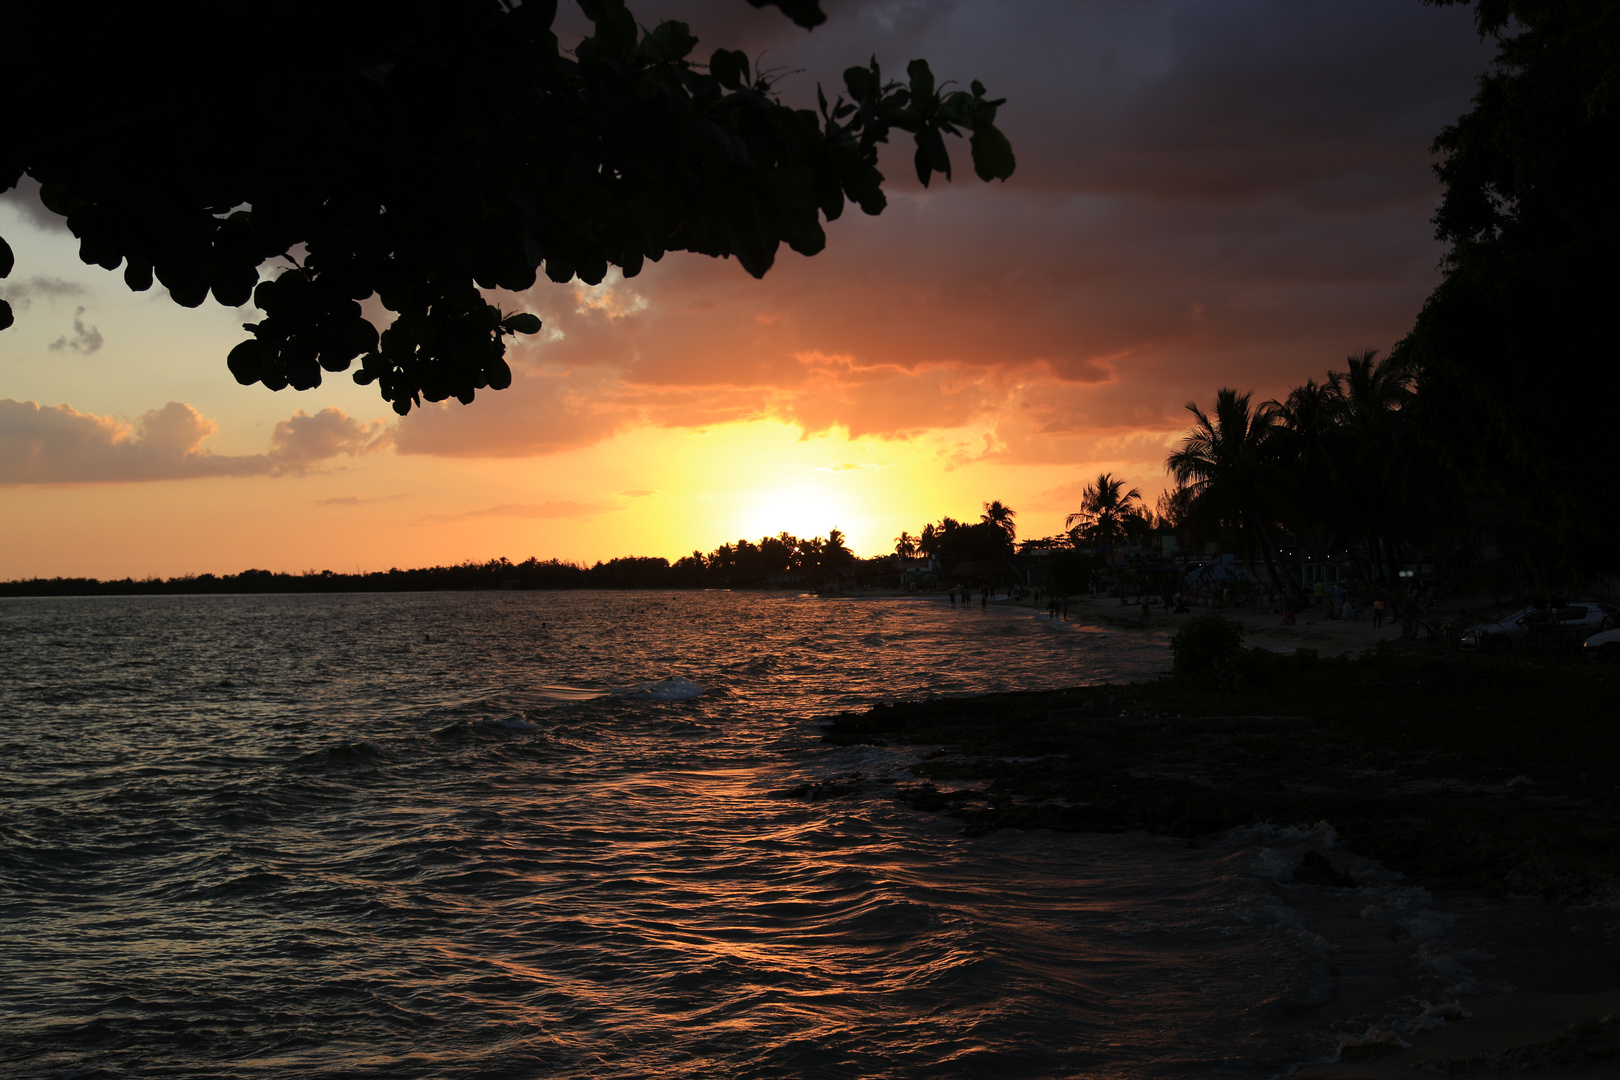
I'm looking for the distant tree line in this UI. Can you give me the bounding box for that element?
[669,528,857,587]
[0,530,866,597]
[892,501,1020,568]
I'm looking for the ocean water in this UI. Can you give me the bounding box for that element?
[0,591,1475,1079]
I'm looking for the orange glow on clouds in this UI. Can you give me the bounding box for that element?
[0,1,1491,579]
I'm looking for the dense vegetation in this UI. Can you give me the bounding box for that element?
[1401,0,1619,580]
[1159,351,1438,604]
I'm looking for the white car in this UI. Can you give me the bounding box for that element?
[1462,601,1620,653]
[1583,626,1620,662]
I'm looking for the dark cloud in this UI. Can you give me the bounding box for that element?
[375,0,1491,463]
[0,276,90,311]
[5,3,1487,474]
[47,306,104,354]
[0,399,392,484]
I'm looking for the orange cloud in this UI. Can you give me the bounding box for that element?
[0,399,390,484]
[270,408,392,464]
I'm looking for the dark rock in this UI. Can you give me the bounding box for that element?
[1293,849,1358,888]
[770,779,860,801]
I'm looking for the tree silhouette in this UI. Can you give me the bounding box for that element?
[824,528,855,572]
[1165,389,1297,600]
[1327,349,1417,588]
[893,530,917,559]
[0,0,1014,415]
[914,523,937,559]
[1065,474,1149,555]
[1266,376,1343,566]
[980,500,1018,542]
[1401,0,1618,574]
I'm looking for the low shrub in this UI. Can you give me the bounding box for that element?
[1171,615,1245,678]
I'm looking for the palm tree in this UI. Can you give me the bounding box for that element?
[1066,473,1150,556]
[918,522,941,559]
[1331,349,1411,429]
[1165,388,1299,602]
[1329,349,1415,589]
[894,531,917,559]
[1267,376,1346,565]
[823,529,855,576]
[980,500,1018,542]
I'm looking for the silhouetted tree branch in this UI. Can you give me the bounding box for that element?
[0,0,1013,414]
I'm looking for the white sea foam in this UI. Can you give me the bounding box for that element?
[617,675,706,701]
[489,714,537,730]
[529,675,706,703]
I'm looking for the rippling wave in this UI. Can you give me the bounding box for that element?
[0,592,1465,1078]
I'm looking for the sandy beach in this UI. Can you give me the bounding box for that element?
[859,586,1436,657]
[1008,590,1440,658]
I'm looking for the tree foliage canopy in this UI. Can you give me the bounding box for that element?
[0,0,1013,414]
[1401,0,1618,569]
[1065,473,1149,552]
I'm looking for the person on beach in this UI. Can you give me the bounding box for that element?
[1141,596,1152,625]
[1373,595,1384,628]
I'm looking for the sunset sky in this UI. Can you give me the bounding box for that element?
[0,0,1493,579]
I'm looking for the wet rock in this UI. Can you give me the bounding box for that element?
[771,779,860,801]
[1416,1012,1620,1074]
[1293,850,1358,888]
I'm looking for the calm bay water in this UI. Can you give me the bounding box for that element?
[1,592,1465,1078]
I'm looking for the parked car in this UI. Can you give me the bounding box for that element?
[1461,601,1620,653]
[1583,626,1620,662]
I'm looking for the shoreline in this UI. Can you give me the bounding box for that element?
[814,642,1620,1073]
[865,587,1449,660]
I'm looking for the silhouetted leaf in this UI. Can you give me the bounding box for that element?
[743,0,825,28]
[641,20,698,62]
[226,339,263,385]
[906,58,934,104]
[0,235,12,278]
[124,260,153,292]
[158,262,211,307]
[843,64,874,102]
[913,126,950,186]
[0,299,12,332]
[969,122,1016,181]
[710,48,747,89]
[486,356,513,390]
[211,265,257,307]
[502,312,541,334]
